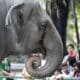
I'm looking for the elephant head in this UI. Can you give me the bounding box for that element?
[5,0,63,78]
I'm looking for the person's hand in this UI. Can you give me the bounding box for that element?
[9,72,15,78]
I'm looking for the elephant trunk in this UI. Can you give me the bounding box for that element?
[26,19,63,78]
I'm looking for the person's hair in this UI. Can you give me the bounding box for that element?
[68,44,74,49]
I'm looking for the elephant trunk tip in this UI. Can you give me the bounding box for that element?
[25,55,42,77]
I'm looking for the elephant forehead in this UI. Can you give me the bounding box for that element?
[20,5,34,20]
[13,0,23,4]
[36,0,46,10]
[27,28,41,40]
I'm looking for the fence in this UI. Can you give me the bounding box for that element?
[64,78,80,80]
[0,76,80,80]
[0,76,24,80]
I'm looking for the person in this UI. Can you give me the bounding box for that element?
[73,61,80,77]
[67,44,76,67]
[50,67,63,80]
[0,56,15,80]
[67,44,75,57]
[61,63,71,78]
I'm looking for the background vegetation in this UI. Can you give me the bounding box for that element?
[66,0,80,47]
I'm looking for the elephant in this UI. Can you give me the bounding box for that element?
[0,0,63,78]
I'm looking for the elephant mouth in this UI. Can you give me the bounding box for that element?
[32,44,46,59]
[27,43,46,73]
[28,46,47,71]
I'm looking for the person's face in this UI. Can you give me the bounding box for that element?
[62,66,67,72]
[67,47,72,52]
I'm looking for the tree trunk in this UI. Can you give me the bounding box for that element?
[51,0,70,56]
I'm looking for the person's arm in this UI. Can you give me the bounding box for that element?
[0,62,14,77]
[0,70,15,77]
[0,70,10,76]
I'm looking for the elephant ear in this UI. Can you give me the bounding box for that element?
[5,2,24,26]
[4,2,24,53]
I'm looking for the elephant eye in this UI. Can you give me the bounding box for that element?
[39,22,47,31]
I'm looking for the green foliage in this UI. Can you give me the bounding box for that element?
[76,0,80,18]
[66,0,80,46]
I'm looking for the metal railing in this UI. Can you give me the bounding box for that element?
[64,78,80,80]
[0,76,24,80]
[0,76,49,80]
[0,76,80,80]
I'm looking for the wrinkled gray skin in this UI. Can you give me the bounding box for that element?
[0,0,63,78]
